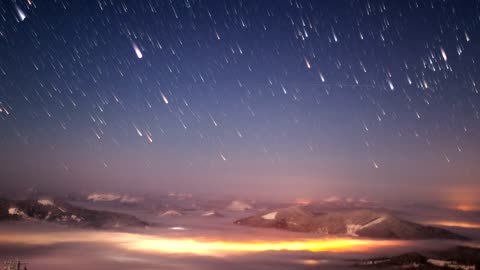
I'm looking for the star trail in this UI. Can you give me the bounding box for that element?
[0,0,479,200]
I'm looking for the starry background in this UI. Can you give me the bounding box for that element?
[0,0,479,200]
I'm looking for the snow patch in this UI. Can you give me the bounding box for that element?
[358,259,390,266]
[88,193,122,202]
[262,212,278,220]
[346,216,386,237]
[37,199,54,206]
[70,214,83,222]
[227,200,252,211]
[119,196,142,203]
[427,259,475,270]
[8,207,27,217]
[202,211,215,216]
[201,211,223,217]
[87,193,142,203]
[161,210,182,217]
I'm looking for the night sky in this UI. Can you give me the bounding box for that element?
[1,0,479,201]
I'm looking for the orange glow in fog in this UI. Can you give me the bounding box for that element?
[121,236,404,256]
[452,204,479,212]
[429,221,480,229]
[445,187,480,212]
[0,230,405,257]
[294,198,312,205]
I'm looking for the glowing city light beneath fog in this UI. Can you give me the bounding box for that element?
[428,221,480,230]
[124,237,403,256]
[0,230,406,257]
[451,204,479,212]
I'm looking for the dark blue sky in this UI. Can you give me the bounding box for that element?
[0,0,479,202]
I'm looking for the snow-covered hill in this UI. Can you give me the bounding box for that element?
[0,198,148,229]
[234,205,467,240]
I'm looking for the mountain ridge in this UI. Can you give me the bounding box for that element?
[0,197,148,229]
[234,205,468,240]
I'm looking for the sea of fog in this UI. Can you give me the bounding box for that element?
[0,201,479,270]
